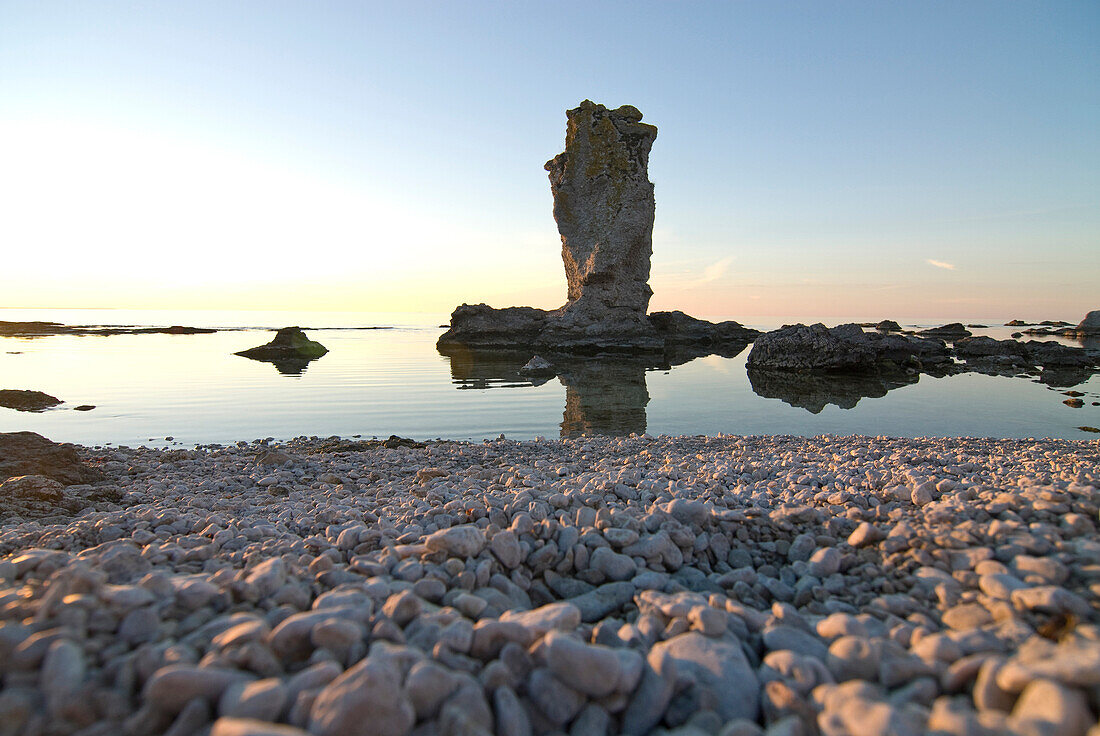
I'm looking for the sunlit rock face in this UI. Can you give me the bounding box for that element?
[544,100,658,328]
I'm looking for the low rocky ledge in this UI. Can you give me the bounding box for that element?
[746,323,1099,389]
[746,323,951,373]
[0,321,217,337]
[0,389,63,413]
[436,304,760,356]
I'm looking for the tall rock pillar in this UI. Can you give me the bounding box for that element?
[544,100,658,328]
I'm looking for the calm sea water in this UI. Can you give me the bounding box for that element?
[1,309,1096,446]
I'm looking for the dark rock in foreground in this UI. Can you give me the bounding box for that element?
[235,327,328,375]
[0,320,69,337]
[0,389,63,412]
[0,431,104,486]
[747,323,875,371]
[748,324,1098,391]
[0,433,121,522]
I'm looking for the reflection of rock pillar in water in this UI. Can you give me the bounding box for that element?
[558,363,649,438]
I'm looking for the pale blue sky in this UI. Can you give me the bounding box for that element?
[1,1,1097,318]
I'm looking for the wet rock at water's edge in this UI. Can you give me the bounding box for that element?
[0,432,119,521]
[0,431,103,485]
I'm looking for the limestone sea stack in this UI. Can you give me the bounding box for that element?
[438,101,758,355]
[545,101,656,331]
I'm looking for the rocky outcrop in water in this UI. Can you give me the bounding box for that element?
[0,321,217,337]
[918,322,971,339]
[954,336,1099,386]
[235,327,329,375]
[438,102,757,355]
[746,323,951,373]
[749,324,1099,393]
[0,389,63,412]
[1068,310,1100,338]
[546,100,657,328]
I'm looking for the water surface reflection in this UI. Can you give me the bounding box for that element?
[439,346,669,437]
[746,368,920,413]
[438,339,769,437]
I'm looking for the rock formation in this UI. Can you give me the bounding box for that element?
[438,101,757,355]
[1071,310,1100,337]
[0,431,104,485]
[235,327,328,375]
[0,321,217,337]
[0,389,63,412]
[747,323,1099,392]
[0,431,122,521]
[545,101,657,328]
[953,336,1097,386]
[746,323,951,372]
[918,323,971,339]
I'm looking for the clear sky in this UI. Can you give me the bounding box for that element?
[1,1,1097,319]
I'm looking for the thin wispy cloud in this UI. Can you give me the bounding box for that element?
[926,259,956,271]
[699,256,735,284]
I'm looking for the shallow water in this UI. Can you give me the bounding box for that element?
[1,309,1096,445]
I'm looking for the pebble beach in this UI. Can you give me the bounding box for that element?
[2,433,1099,736]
